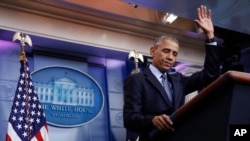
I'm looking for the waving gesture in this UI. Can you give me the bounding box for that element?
[195,5,214,39]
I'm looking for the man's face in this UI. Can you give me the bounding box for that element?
[150,39,179,73]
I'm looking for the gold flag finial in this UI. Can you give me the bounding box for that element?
[128,50,144,74]
[13,32,32,62]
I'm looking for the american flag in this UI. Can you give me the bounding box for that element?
[6,61,49,141]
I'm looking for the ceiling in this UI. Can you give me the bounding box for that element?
[0,0,249,74]
[57,0,250,36]
[122,0,250,35]
[1,0,250,49]
[0,0,209,60]
[57,0,250,46]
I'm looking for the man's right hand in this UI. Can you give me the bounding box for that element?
[152,114,174,132]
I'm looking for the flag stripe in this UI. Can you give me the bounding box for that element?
[6,123,21,141]
[6,61,49,141]
[35,125,49,141]
[35,131,42,141]
[5,134,11,141]
[41,125,49,140]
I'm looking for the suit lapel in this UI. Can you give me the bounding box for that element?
[144,67,172,106]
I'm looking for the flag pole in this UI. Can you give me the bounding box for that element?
[126,50,144,141]
[13,32,32,62]
[6,32,49,141]
[128,50,144,74]
[13,32,33,140]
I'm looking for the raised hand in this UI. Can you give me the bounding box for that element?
[195,5,214,39]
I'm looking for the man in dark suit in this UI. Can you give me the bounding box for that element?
[123,5,223,141]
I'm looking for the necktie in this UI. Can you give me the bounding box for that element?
[161,74,173,103]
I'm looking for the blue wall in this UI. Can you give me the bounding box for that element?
[0,39,128,141]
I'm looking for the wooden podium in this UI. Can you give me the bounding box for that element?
[155,71,250,141]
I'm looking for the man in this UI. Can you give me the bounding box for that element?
[123,5,223,141]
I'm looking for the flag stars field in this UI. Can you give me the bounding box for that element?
[6,61,49,141]
[6,32,49,141]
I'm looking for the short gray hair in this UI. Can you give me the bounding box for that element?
[153,35,179,48]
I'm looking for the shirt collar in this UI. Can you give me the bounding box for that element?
[149,64,164,80]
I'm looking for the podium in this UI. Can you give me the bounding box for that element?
[167,71,250,141]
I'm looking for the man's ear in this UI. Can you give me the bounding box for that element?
[150,46,155,57]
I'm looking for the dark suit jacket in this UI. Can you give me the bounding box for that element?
[123,44,223,141]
